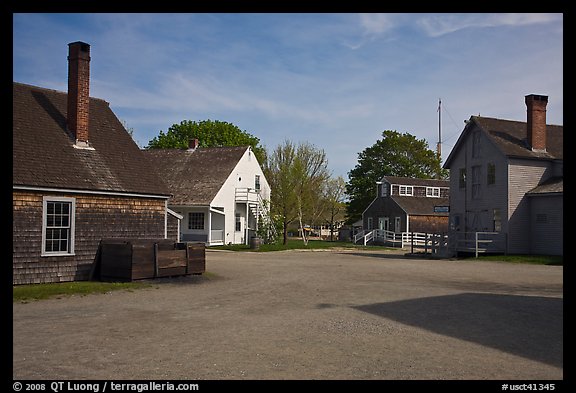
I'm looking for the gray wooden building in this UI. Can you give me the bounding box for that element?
[13,42,173,284]
[443,94,563,256]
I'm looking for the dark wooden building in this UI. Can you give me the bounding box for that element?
[362,176,450,235]
[12,42,173,284]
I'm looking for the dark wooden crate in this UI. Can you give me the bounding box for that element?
[93,239,205,281]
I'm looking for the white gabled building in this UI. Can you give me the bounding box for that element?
[144,143,272,246]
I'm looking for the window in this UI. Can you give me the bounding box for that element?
[394,217,401,233]
[367,217,373,230]
[487,163,496,185]
[426,187,440,197]
[255,175,261,191]
[188,212,204,230]
[493,209,502,231]
[451,214,461,231]
[472,166,481,199]
[459,168,466,189]
[399,185,413,196]
[472,131,481,158]
[42,197,75,255]
[235,213,241,232]
[381,183,388,197]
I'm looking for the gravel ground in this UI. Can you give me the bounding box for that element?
[13,248,563,381]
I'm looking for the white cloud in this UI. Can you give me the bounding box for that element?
[417,13,562,37]
[359,13,396,35]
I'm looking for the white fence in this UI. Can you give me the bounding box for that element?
[354,229,448,253]
[354,229,507,257]
[451,231,507,257]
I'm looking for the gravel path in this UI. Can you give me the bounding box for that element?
[13,249,563,380]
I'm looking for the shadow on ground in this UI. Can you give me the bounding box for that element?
[353,293,563,367]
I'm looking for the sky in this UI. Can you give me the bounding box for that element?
[13,13,563,180]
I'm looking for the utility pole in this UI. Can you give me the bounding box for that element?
[436,98,442,179]
[437,98,442,160]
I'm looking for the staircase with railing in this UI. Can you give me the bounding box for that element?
[235,188,277,243]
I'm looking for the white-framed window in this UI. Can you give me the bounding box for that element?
[235,213,241,232]
[255,174,261,191]
[394,217,401,233]
[42,196,75,256]
[426,187,440,197]
[399,185,413,196]
[188,212,205,230]
[367,217,373,230]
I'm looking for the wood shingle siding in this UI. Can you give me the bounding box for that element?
[13,190,167,284]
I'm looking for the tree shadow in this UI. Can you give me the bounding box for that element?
[353,293,562,367]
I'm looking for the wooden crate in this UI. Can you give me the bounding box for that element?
[93,239,205,281]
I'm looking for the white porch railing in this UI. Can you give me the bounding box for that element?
[235,188,277,242]
[451,231,507,257]
[210,229,224,245]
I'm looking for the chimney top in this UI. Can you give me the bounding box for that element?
[525,94,548,103]
[525,93,548,153]
[67,41,92,149]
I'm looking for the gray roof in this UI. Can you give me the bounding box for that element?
[527,177,563,195]
[142,146,248,206]
[13,82,171,197]
[444,115,563,168]
[391,195,450,216]
[382,175,449,188]
[475,116,563,160]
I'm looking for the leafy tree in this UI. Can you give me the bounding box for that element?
[146,119,267,164]
[322,176,347,241]
[264,140,330,245]
[346,130,447,223]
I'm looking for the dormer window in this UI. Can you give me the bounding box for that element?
[399,185,413,196]
[426,187,440,198]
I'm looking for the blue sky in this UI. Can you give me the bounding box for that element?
[13,13,563,180]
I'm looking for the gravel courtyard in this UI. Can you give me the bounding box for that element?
[12,249,563,380]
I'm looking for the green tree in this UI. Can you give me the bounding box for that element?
[346,130,447,223]
[322,176,347,241]
[264,140,330,245]
[146,119,267,164]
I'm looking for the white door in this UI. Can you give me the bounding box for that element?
[378,217,389,231]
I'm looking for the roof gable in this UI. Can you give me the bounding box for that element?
[142,146,249,206]
[13,82,170,197]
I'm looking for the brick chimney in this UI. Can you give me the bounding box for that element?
[67,41,91,147]
[525,94,548,152]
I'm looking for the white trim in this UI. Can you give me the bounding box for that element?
[209,207,226,215]
[13,185,170,200]
[167,208,184,220]
[399,185,414,196]
[426,187,441,198]
[41,196,76,257]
